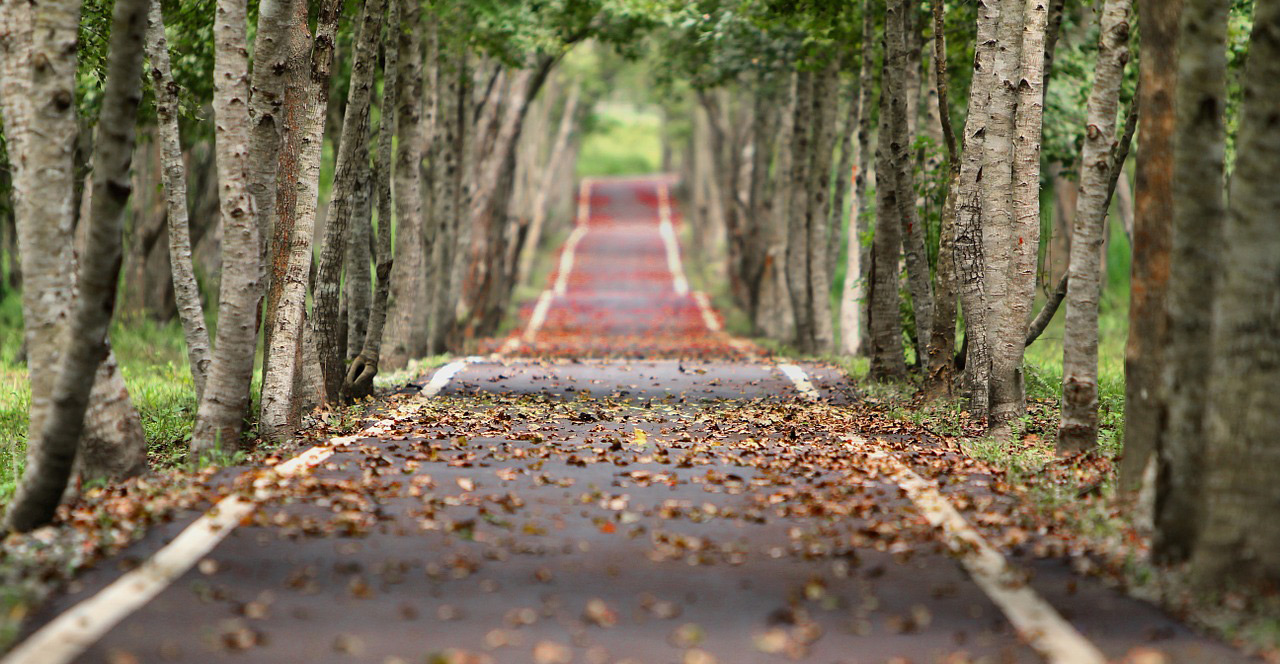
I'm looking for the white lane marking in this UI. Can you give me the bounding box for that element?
[552,226,587,297]
[692,291,721,332]
[523,290,554,342]
[656,183,690,296]
[774,364,1106,664]
[2,360,478,664]
[553,178,592,297]
[777,363,822,400]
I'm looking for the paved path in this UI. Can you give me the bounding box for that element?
[7,177,1249,663]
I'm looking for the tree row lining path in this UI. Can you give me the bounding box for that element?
[6,178,1245,663]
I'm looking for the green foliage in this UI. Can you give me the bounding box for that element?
[577,103,662,176]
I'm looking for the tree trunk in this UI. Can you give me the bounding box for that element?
[1057,0,1132,453]
[247,0,297,267]
[428,35,465,353]
[806,64,838,355]
[382,0,428,369]
[1154,0,1227,562]
[344,169,373,360]
[954,0,1001,419]
[517,82,580,287]
[1192,0,1280,588]
[309,0,384,404]
[345,0,401,401]
[3,0,148,532]
[258,0,342,442]
[990,0,1049,431]
[868,73,907,381]
[146,2,213,400]
[887,0,933,363]
[978,0,1024,432]
[831,79,860,354]
[1120,0,1180,492]
[784,70,815,353]
[191,0,263,457]
[924,0,962,398]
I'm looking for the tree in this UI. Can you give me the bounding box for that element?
[868,64,907,381]
[1154,0,1229,562]
[838,0,876,358]
[190,0,266,457]
[1058,0,1133,452]
[1120,0,1180,491]
[1191,0,1280,588]
[344,0,403,401]
[146,2,212,400]
[309,0,385,405]
[4,0,149,532]
[259,0,344,441]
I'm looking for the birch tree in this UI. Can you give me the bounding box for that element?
[1154,0,1228,561]
[840,0,876,358]
[1192,0,1280,588]
[259,0,343,441]
[191,0,267,456]
[1057,0,1133,452]
[345,0,402,400]
[310,0,385,404]
[4,0,148,532]
[146,2,212,400]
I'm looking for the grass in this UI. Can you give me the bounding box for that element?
[577,103,663,177]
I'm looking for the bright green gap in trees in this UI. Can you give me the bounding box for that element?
[576,102,664,177]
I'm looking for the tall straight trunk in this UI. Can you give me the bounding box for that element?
[344,170,373,359]
[979,0,1024,431]
[806,64,839,354]
[829,82,859,348]
[246,0,296,266]
[146,7,211,396]
[760,74,797,342]
[439,48,472,351]
[383,0,427,368]
[924,0,962,398]
[843,1,877,357]
[429,36,464,353]
[345,0,401,400]
[3,0,147,532]
[868,75,908,381]
[1057,0,1132,452]
[1154,0,1227,561]
[989,0,1049,430]
[258,0,341,442]
[309,0,384,404]
[191,0,262,456]
[784,70,815,352]
[887,0,933,362]
[954,0,1001,418]
[1121,0,1180,491]
[1192,0,1280,588]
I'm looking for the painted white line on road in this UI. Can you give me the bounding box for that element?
[774,363,1106,664]
[2,360,477,664]
[553,226,587,297]
[656,183,690,296]
[692,291,721,332]
[777,363,822,400]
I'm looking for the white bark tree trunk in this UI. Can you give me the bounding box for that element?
[191,0,266,456]
[146,2,212,400]
[1057,0,1133,451]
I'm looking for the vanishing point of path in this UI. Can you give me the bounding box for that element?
[7,177,1248,663]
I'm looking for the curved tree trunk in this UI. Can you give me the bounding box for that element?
[309,0,384,404]
[517,82,580,287]
[1153,0,1227,562]
[1057,0,1133,452]
[345,0,402,401]
[4,0,148,532]
[924,0,962,398]
[887,0,933,363]
[146,3,212,400]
